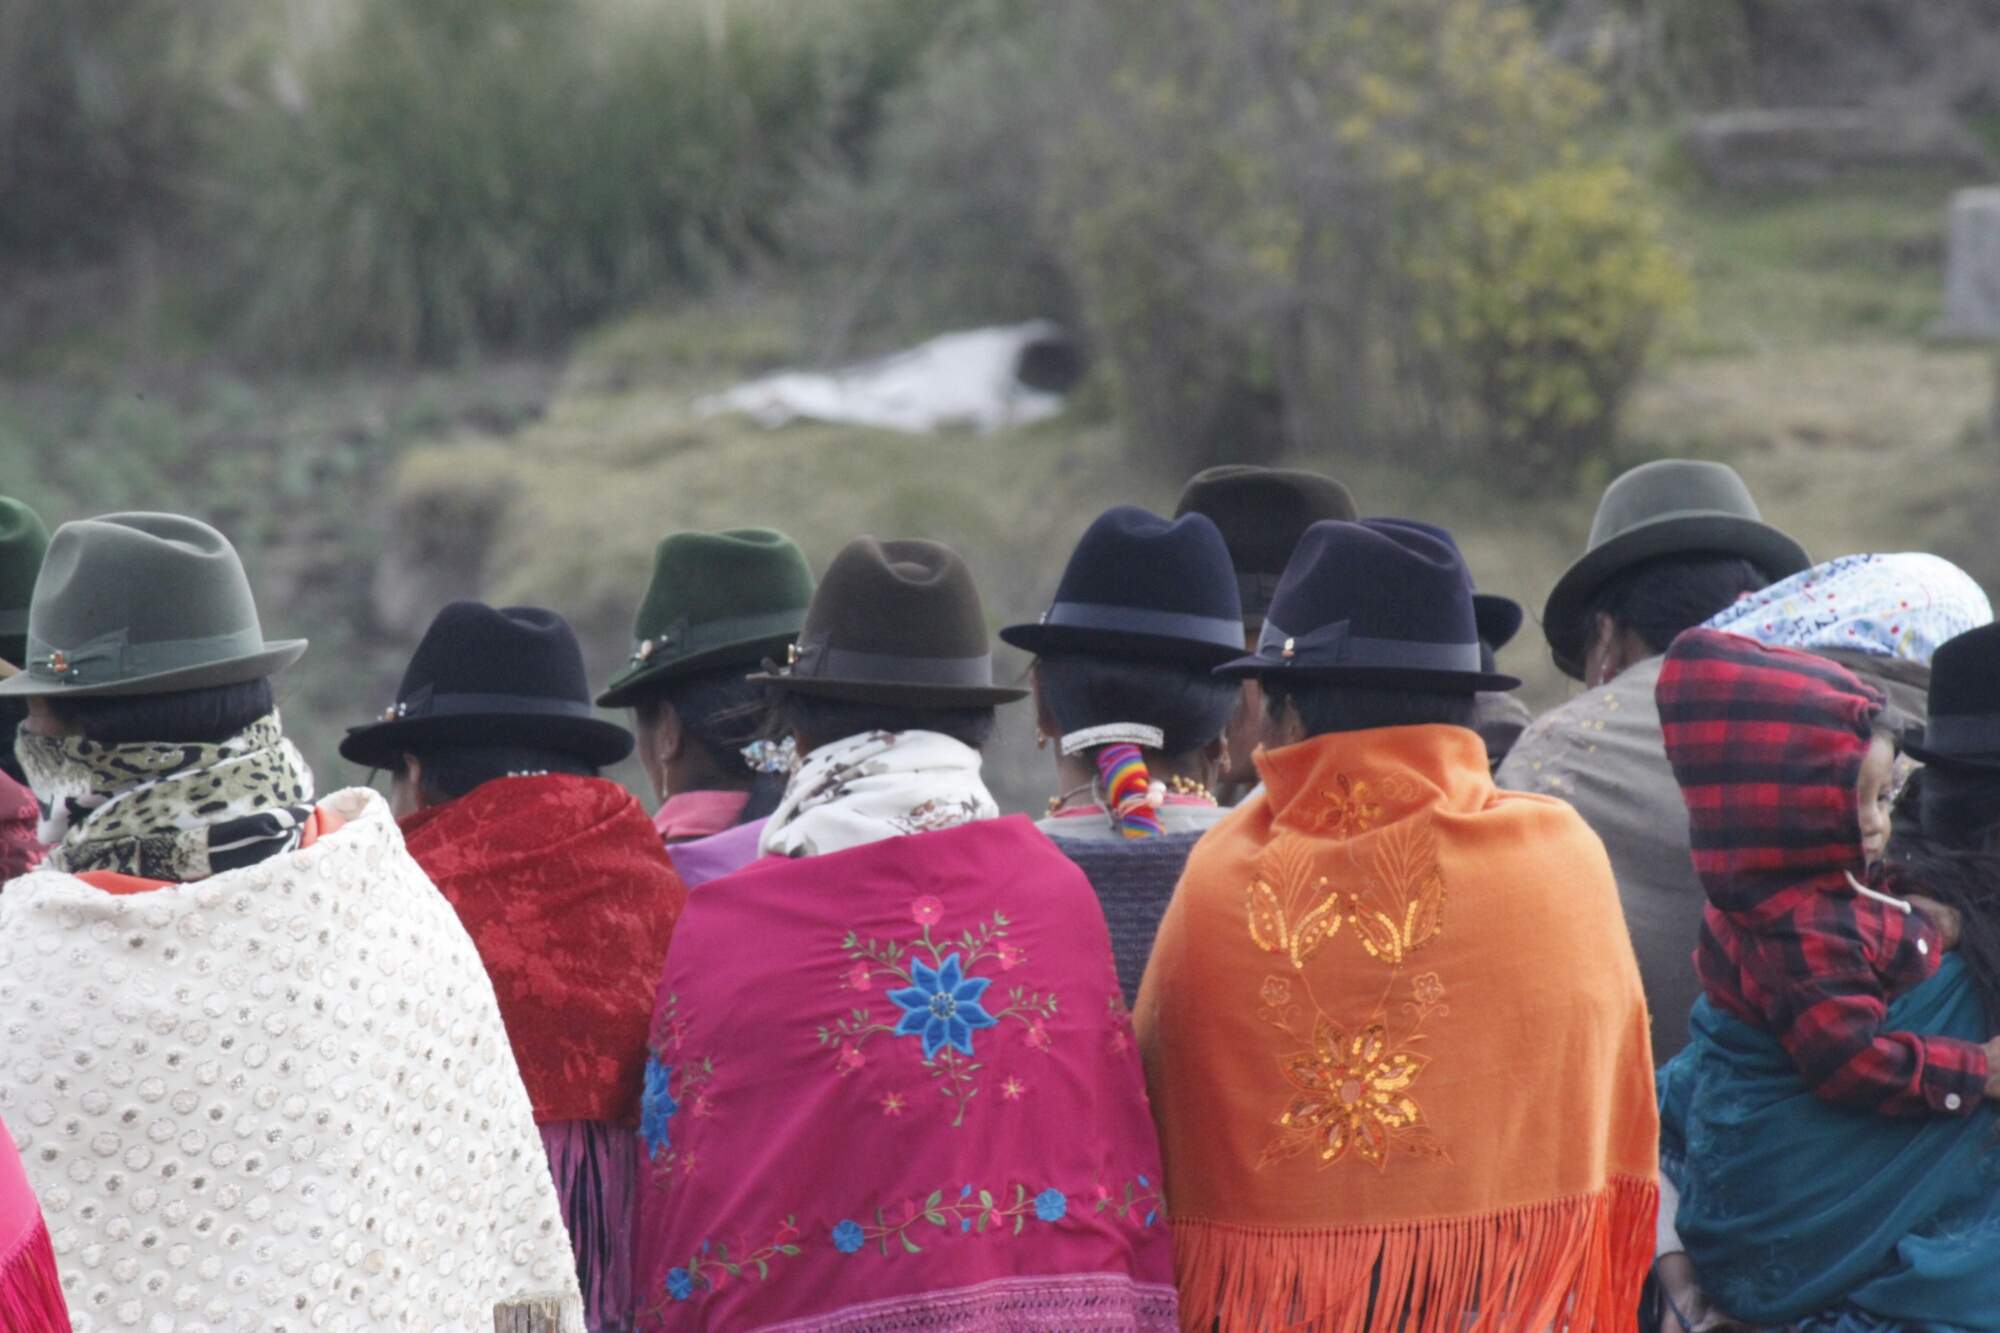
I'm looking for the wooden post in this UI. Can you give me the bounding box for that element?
[494,1297,573,1333]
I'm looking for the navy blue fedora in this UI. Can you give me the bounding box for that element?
[342,600,635,770]
[1216,519,1520,693]
[1002,506,1245,666]
[1367,518,1523,653]
[1906,624,2000,772]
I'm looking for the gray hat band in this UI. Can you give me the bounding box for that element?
[791,636,996,688]
[633,607,804,665]
[1920,715,2000,755]
[1254,619,1484,672]
[28,626,269,686]
[1040,600,1246,649]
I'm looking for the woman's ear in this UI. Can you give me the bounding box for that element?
[1028,662,1059,745]
[1260,694,1305,749]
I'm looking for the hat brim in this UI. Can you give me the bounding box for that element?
[1543,515,1810,679]
[1213,653,1520,694]
[1903,743,2000,774]
[0,640,309,699]
[596,632,801,709]
[745,671,1027,709]
[1473,595,1523,652]
[997,622,1246,667]
[339,711,636,771]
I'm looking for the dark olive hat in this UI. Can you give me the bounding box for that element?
[597,528,815,708]
[342,600,633,770]
[1543,459,1809,679]
[0,497,49,668]
[1217,518,1519,693]
[1000,505,1244,666]
[1173,465,1359,621]
[0,512,306,698]
[1906,624,2000,772]
[749,537,1027,708]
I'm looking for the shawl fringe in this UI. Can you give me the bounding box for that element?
[1,1217,71,1332]
[1168,1176,1657,1333]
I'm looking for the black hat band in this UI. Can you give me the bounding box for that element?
[791,636,996,688]
[1040,600,1246,649]
[28,626,269,685]
[383,685,595,723]
[1254,619,1483,672]
[1920,714,2000,755]
[632,607,805,665]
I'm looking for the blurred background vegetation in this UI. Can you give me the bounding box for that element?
[5,0,2000,809]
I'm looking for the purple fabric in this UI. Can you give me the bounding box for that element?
[664,818,769,888]
[542,1119,637,1332]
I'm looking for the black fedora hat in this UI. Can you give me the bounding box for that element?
[1000,506,1244,666]
[1174,465,1358,623]
[1543,459,1808,679]
[1217,519,1520,693]
[342,601,634,770]
[1367,517,1523,654]
[1906,624,2000,772]
[749,537,1027,709]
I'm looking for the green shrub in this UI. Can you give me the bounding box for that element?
[212,0,938,364]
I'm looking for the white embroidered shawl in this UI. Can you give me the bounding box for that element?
[0,787,584,1333]
[758,729,1000,859]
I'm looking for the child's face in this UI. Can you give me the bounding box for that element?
[1855,732,1897,867]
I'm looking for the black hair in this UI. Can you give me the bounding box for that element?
[0,697,27,783]
[414,744,596,804]
[635,668,787,825]
[1584,553,1770,656]
[1892,764,2000,1028]
[775,693,998,754]
[49,678,276,745]
[1261,678,1476,738]
[1034,654,1237,758]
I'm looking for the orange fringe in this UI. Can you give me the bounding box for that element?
[0,1218,71,1332]
[1168,1175,1657,1332]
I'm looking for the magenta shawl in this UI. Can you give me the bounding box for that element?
[1,1116,69,1331]
[631,815,1177,1331]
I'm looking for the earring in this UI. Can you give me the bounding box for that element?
[1036,731,1049,751]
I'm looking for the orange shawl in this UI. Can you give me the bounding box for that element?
[1135,725,1657,1331]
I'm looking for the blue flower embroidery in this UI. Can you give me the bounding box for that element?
[887,952,997,1061]
[832,1219,866,1254]
[1034,1189,1067,1223]
[666,1267,694,1301]
[640,1057,678,1160]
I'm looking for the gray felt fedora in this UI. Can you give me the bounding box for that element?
[0,512,307,698]
[1542,460,1808,679]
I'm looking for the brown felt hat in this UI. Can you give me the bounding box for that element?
[1174,465,1358,622]
[748,537,1027,708]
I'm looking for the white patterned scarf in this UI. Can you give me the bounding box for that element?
[759,729,999,858]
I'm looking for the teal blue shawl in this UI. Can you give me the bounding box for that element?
[1660,955,2000,1330]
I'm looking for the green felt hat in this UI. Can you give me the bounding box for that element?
[0,497,49,668]
[0,512,306,698]
[597,528,816,708]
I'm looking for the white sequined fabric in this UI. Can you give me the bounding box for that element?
[0,787,584,1332]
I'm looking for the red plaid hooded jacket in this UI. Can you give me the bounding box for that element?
[1658,629,1986,1117]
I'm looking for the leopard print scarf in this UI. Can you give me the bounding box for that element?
[14,711,315,881]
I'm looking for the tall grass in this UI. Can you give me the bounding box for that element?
[210,0,939,365]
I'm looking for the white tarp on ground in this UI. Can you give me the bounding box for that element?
[696,320,1075,435]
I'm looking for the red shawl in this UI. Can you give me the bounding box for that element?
[401,774,688,1125]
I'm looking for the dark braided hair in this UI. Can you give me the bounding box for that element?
[1891,763,2000,1028]
[642,668,789,825]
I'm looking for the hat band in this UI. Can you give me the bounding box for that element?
[27,626,268,686]
[1255,619,1484,673]
[389,687,596,722]
[633,607,806,665]
[1920,714,2000,755]
[1041,600,1246,649]
[792,637,995,688]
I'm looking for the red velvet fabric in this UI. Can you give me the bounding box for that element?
[0,770,43,883]
[401,774,688,1125]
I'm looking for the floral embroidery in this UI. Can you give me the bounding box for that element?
[879,1090,907,1116]
[1095,1174,1165,1229]
[1248,774,1450,1171]
[817,903,1060,1127]
[888,953,999,1059]
[839,1182,1073,1255]
[1001,1076,1026,1101]
[640,1057,678,1161]
[653,1217,804,1310]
